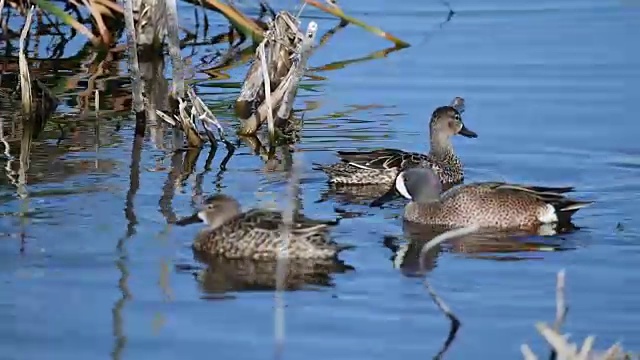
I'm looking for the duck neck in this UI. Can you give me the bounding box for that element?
[429,132,456,161]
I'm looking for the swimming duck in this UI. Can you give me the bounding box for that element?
[175,194,351,260]
[391,167,593,231]
[313,105,477,187]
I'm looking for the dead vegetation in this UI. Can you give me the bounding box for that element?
[0,0,420,159]
[521,270,634,360]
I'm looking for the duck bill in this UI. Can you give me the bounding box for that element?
[458,124,478,138]
[370,185,398,207]
[175,212,204,226]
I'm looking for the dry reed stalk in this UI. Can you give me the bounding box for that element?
[18,6,35,116]
[187,87,228,144]
[93,0,125,16]
[31,0,101,45]
[124,0,145,135]
[274,152,303,357]
[197,0,264,41]
[276,21,316,122]
[304,0,409,47]
[80,0,111,44]
[236,12,317,138]
[521,271,633,360]
[135,0,167,50]
[257,41,275,141]
[165,0,184,100]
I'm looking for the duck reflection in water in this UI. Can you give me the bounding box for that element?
[188,252,354,295]
[174,193,355,294]
[385,221,579,277]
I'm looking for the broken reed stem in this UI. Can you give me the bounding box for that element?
[123,0,145,135]
[165,0,184,99]
[258,41,275,142]
[156,87,230,149]
[19,6,35,116]
[236,12,309,136]
[276,21,316,121]
[521,271,630,360]
[274,154,302,357]
[80,0,111,44]
[187,87,228,144]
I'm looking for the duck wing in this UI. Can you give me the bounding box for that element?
[336,149,432,171]
[244,209,335,235]
[243,209,346,252]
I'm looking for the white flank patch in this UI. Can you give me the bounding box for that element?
[395,172,412,200]
[537,223,557,237]
[538,204,559,224]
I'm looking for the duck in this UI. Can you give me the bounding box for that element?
[175,194,352,260]
[390,167,593,231]
[313,105,477,187]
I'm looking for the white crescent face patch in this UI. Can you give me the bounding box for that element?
[395,172,412,200]
[198,210,210,225]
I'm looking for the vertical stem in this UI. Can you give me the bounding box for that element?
[165,0,184,99]
[258,42,275,143]
[19,6,34,116]
[124,0,146,135]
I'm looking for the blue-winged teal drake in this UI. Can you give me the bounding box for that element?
[313,105,477,187]
[393,168,593,231]
[175,194,351,260]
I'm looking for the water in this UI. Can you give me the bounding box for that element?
[1,0,639,358]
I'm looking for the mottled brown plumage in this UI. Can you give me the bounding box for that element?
[396,168,593,231]
[313,105,477,186]
[176,194,351,260]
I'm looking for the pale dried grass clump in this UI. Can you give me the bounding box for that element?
[521,271,634,360]
[156,87,228,148]
[235,11,317,139]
